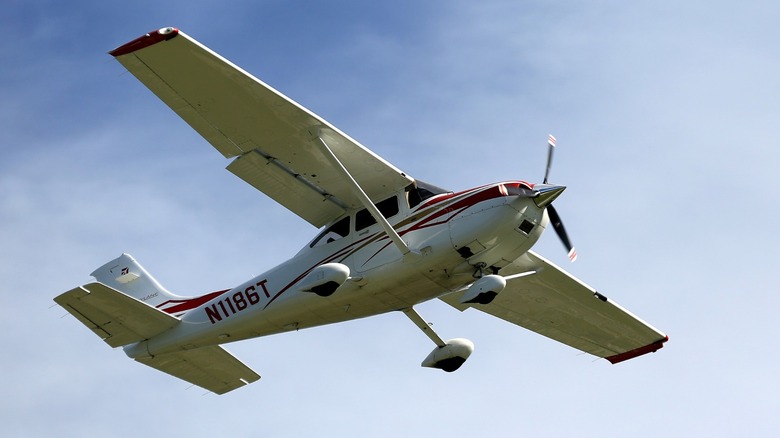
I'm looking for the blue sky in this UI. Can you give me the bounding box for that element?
[3,1,779,436]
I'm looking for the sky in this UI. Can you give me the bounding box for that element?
[2,0,779,436]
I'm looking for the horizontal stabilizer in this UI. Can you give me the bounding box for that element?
[135,346,260,395]
[54,282,178,348]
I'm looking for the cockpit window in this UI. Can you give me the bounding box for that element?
[310,216,350,248]
[407,180,450,208]
[356,196,399,231]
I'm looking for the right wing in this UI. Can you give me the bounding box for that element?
[110,28,414,227]
[440,251,668,363]
[136,346,260,395]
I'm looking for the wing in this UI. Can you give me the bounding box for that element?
[54,282,178,348]
[440,251,668,363]
[135,346,260,395]
[110,28,413,227]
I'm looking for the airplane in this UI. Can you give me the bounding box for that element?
[54,27,668,395]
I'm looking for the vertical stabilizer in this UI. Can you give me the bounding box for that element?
[91,253,181,308]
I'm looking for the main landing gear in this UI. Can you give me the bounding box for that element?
[402,307,474,372]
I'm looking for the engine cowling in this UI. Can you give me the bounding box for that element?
[421,338,474,372]
[297,263,350,297]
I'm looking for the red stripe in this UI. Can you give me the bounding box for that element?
[411,185,506,230]
[156,289,228,315]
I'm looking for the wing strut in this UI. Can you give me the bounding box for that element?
[402,307,446,347]
[315,135,413,256]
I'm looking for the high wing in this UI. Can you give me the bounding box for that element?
[110,28,413,227]
[440,251,668,363]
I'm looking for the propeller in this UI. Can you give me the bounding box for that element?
[539,135,577,262]
[547,203,577,262]
[543,134,555,184]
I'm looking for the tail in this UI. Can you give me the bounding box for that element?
[90,253,227,317]
[90,253,181,308]
[54,253,259,394]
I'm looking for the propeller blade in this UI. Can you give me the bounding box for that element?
[547,204,577,262]
[543,134,556,184]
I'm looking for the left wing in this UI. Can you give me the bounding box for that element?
[440,251,668,363]
[110,28,413,227]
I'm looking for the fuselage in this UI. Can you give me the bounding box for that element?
[129,180,551,358]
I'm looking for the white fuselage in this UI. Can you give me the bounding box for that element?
[132,181,549,357]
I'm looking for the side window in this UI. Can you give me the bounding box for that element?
[355,196,399,231]
[407,180,450,208]
[310,216,350,248]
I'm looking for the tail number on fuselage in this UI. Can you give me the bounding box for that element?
[205,280,270,324]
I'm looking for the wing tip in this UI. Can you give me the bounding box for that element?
[606,335,669,364]
[109,27,179,57]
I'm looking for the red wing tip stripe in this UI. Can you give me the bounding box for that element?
[606,336,669,364]
[109,27,179,57]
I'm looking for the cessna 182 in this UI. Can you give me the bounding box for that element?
[55,27,668,395]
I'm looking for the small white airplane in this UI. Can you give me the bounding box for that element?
[55,27,668,395]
